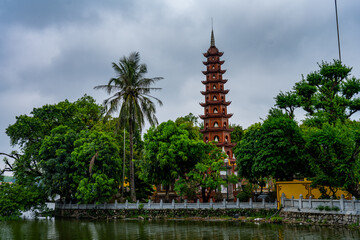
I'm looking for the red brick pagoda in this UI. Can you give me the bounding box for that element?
[200,30,236,165]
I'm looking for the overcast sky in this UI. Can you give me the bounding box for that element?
[1,0,360,170]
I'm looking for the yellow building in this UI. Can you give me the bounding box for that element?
[276,180,351,208]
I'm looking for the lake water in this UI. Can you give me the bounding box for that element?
[0,219,359,240]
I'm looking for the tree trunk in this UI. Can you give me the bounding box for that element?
[129,119,136,202]
[202,187,208,202]
[121,128,126,200]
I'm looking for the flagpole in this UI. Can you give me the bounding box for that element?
[334,0,342,62]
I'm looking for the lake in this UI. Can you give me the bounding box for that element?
[0,219,359,239]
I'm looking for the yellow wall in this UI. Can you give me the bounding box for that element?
[276,180,351,208]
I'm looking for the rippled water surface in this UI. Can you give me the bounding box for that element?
[0,219,360,240]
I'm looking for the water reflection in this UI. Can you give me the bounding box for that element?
[0,219,359,240]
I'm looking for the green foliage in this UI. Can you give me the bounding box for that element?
[75,174,116,204]
[174,144,228,202]
[237,183,254,202]
[4,95,103,185]
[270,216,283,223]
[40,128,122,203]
[324,206,331,211]
[230,124,244,144]
[237,192,250,202]
[0,183,47,219]
[141,119,206,188]
[305,121,360,197]
[275,91,300,119]
[332,206,340,211]
[2,95,125,205]
[276,60,360,125]
[234,111,308,182]
[273,61,360,197]
[133,166,155,201]
[176,113,199,126]
[317,205,325,211]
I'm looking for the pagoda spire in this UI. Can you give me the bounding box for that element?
[211,29,215,47]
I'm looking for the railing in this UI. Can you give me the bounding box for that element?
[56,198,277,210]
[281,193,360,212]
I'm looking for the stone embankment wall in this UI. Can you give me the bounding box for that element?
[280,211,360,226]
[55,208,277,220]
[280,194,360,225]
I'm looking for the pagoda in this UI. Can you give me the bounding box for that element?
[200,30,236,165]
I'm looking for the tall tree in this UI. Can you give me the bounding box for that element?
[141,118,207,201]
[39,126,122,203]
[94,52,162,201]
[234,110,308,183]
[304,121,360,198]
[275,60,360,126]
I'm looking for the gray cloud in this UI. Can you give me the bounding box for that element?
[1,0,360,170]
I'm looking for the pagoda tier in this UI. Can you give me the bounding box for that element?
[199,113,233,119]
[201,89,229,95]
[203,51,224,57]
[202,69,227,75]
[200,127,234,133]
[203,60,225,65]
[201,79,228,84]
[200,29,236,163]
[200,101,231,107]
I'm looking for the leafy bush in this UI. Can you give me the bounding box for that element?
[237,191,250,202]
[237,183,254,202]
[331,206,340,211]
[317,205,325,211]
[324,206,331,211]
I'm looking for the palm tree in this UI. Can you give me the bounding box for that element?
[94,52,162,201]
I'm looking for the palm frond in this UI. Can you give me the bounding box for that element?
[94,51,162,132]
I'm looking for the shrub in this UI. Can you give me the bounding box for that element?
[317,205,325,211]
[331,206,340,211]
[324,206,331,211]
[237,191,250,202]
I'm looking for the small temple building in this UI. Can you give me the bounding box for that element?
[200,29,236,199]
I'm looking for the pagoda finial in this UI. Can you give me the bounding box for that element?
[211,29,215,47]
[211,18,215,47]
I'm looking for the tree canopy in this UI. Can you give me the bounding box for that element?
[275,60,360,125]
[39,126,122,203]
[234,110,308,183]
[1,95,126,204]
[174,144,228,202]
[2,95,103,184]
[141,120,204,188]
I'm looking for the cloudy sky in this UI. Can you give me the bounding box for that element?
[1,0,360,169]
